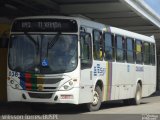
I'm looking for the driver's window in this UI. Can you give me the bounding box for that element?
[80,32,92,68]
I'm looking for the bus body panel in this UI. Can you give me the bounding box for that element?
[7,16,157,108]
[7,64,81,104]
[7,85,80,104]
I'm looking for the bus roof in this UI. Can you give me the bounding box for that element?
[13,16,155,43]
[14,15,105,31]
[108,26,155,43]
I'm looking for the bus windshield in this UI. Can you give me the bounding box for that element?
[8,34,78,74]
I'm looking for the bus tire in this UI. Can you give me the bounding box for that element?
[133,83,142,105]
[123,83,142,105]
[87,86,102,111]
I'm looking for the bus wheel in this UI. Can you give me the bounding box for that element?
[134,83,142,105]
[124,83,142,105]
[87,86,102,111]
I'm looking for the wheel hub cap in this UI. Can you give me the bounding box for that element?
[92,91,99,105]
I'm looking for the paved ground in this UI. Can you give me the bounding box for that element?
[87,96,160,114]
[0,92,160,120]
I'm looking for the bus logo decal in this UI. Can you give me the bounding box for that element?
[19,73,44,91]
[136,66,144,72]
[37,84,43,91]
[93,64,106,76]
[42,59,49,67]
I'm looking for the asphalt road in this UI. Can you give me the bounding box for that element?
[0,93,160,120]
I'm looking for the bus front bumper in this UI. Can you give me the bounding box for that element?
[7,86,79,104]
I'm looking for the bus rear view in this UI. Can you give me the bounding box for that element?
[7,17,80,104]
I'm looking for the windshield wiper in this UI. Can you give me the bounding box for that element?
[47,32,61,49]
[24,32,38,46]
[24,32,39,54]
[24,32,40,72]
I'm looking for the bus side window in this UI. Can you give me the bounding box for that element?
[80,32,92,68]
[150,43,155,65]
[104,32,114,61]
[116,35,125,62]
[126,38,134,63]
[143,42,150,65]
[93,30,103,61]
[135,40,143,64]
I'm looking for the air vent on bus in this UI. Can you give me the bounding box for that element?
[44,78,63,84]
[28,92,53,99]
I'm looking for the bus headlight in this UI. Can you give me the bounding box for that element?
[59,80,74,91]
[9,79,22,90]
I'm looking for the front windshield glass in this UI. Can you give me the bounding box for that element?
[9,34,78,74]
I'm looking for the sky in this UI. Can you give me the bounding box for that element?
[144,0,160,16]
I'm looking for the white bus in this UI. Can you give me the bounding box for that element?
[7,16,156,111]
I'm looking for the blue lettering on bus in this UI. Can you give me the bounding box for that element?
[94,64,106,76]
[136,66,144,72]
[94,66,97,76]
[127,65,130,72]
[97,64,100,73]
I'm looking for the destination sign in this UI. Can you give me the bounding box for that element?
[11,19,78,32]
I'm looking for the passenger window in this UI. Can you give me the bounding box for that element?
[80,32,92,68]
[150,44,155,65]
[104,33,114,61]
[126,38,134,63]
[135,40,143,64]
[143,42,150,65]
[93,30,103,60]
[116,35,124,62]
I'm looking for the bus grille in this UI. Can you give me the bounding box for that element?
[44,78,63,84]
[28,92,53,99]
